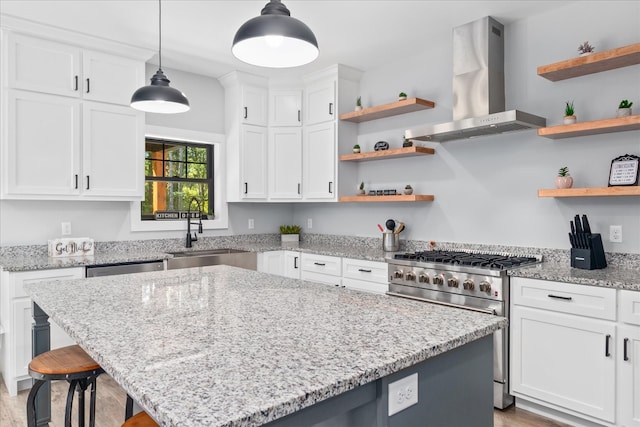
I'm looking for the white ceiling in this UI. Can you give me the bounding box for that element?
[0,1,573,79]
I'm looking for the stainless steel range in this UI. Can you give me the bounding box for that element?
[386,249,541,409]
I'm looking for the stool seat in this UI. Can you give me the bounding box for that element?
[29,345,101,376]
[122,412,159,427]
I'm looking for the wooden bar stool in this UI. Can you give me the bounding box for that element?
[122,411,159,426]
[26,345,104,427]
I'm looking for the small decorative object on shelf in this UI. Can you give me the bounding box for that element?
[352,144,361,153]
[578,41,595,56]
[555,166,573,189]
[564,101,576,124]
[355,96,363,112]
[402,136,413,147]
[404,185,414,195]
[374,141,389,151]
[398,92,407,101]
[358,181,365,195]
[608,154,639,187]
[617,99,633,117]
[280,224,301,243]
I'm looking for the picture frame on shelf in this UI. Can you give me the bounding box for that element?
[608,154,639,186]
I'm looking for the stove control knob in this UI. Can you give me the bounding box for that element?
[418,273,429,284]
[405,271,416,281]
[447,277,459,288]
[393,270,404,279]
[463,279,475,290]
[433,274,444,286]
[479,281,492,292]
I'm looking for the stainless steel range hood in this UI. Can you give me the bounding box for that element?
[406,16,545,142]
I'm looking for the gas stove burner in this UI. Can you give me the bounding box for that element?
[393,250,538,270]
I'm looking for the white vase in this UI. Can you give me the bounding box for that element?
[398,96,407,101]
[555,176,573,189]
[403,188,413,195]
[563,115,577,124]
[281,234,299,243]
[617,108,632,118]
[354,105,363,111]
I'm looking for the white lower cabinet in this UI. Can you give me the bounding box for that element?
[511,277,639,426]
[341,258,388,294]
[0,268,83,396]
[283,251,301,279]
[300,253,341,286]
[257,251,284,276]
[619,290,640,426]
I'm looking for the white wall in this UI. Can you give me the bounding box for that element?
[294,1,640,253]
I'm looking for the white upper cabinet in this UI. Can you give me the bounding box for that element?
[269,127,302,200]
[303,122,336,200]
[269,89,302,126]
[241,84,268,126]
[240,125,268,199]
[304,79,336,125]
[81,50,145,105]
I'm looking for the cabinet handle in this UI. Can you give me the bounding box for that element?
[297,110,301,122]
[244,182,248,194]
[547,294,572,301]
[74,75,79,91]
[314,262,325,266]
[297,183,301,194]
[86,78,90,93]
[74,174,78,189]
[244,107,248,119]
[328,181,333,194]
[358,269,372,273]
[605,334,611,357]
[86,175,90,190]
[624,338,629,361]
[329,102,333,115]
[294,257,298,269]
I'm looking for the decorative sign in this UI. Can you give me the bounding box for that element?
[608,154,640,186]
[154,211,201,220]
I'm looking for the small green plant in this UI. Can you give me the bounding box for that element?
[356,96,362,107]
[558,166,570,177]
[564,101,575,116]
[578,41,594,54]
[398,92,407,98]
[280,225,301,234]
[359,181,365,190]
[619,100,634,109]
[353,144,360,149]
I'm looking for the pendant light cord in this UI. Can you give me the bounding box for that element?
[158,0,162,70]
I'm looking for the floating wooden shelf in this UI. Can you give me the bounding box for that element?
[538,42,640,81]
[339,97,435,123]
[537,115,640,139]
[339,194,434,202]
[538,187,640,198]
[339,146,435,162]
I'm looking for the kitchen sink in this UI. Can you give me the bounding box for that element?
[166,248,257,271]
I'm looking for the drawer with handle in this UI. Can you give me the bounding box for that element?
[342,258,388,284]
[300,253,341,276]
[511,277,616,321]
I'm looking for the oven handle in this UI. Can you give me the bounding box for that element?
[386,292,497,315]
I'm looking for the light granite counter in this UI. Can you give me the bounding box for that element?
[24,265,506,427]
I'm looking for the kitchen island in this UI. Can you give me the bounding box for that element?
[24,265,505,426]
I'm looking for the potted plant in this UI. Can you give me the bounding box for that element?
[355,96,363,111]
[555,166,573,189]
[353,144,361,154]
[402,136,413,147]
[398,92,407,101]
[578,41,595,56]
[617,99,633,117]
[403,184,413,195]
[564,101,576,124]
[280,224,301,243]
[358,182,365,195]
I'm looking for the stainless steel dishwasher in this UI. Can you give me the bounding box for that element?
[86,260,165,277]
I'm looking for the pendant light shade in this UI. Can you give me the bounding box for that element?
[232,0,319,68]
[131,0,189,114]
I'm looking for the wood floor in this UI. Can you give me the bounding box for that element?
[1,374,570,426]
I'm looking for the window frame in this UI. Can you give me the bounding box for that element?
[130,125,228,232]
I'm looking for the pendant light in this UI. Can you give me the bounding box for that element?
[232,0,319,68]
[131,0,189,114]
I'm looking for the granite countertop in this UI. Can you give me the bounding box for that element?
[25,265,505,427]
[508,262,640,291]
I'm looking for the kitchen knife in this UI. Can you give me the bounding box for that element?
[570,221,576,235]
[574,215,583,234]
[574,215,584,248]
[581,214,592,235]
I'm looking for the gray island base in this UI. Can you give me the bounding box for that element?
[25,265,504,427]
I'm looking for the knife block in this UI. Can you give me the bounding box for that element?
[571,234,607,270]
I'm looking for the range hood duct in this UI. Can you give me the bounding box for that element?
[406,16,545,142]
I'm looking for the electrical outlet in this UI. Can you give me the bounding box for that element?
[248,219,255,230]
[609,225,622,243]
[307,218,313,229]
[388,373,418,416]
[61,222,71,236]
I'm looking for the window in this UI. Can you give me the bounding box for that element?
[130,126,228,232]
[142,139,213,220]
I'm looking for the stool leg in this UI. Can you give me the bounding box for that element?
[77,379,88,427]
[89,376,98,427]
[26,380,46,427]
[125,394,134,420]
[65,379,78,427]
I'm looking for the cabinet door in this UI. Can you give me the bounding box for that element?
[511,306,616,423]
[5,90,81,197]
[304,79,335,125]
[240,125,268,199]
[82,50,144,105]
[82,102,144,199]
[619,325,640,426]
[241,85,268,126]
[8,33,80,97]
[269,89,302,126]
[259,251,284,276]
[283,251,301,279]
[13,297,33,379]
[269,128,302,200]
[303,122,335,200]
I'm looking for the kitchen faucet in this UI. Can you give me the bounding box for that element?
[186,197,203,248]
